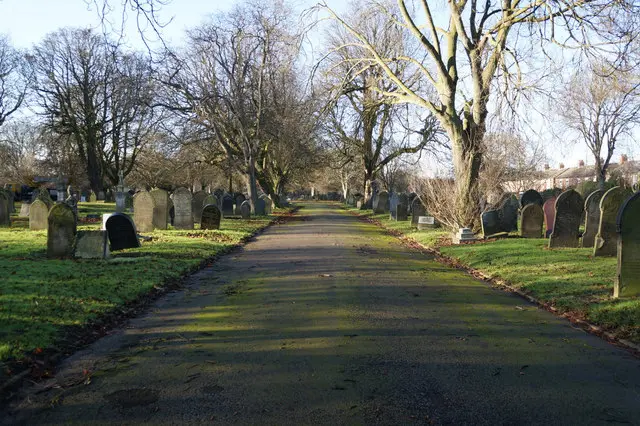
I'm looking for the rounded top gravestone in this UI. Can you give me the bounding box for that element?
[240,200,251,219]
[105,213,140,250]
[520,189,544,208]
[133,191,156,233]
[255,197,266,216]
[192,190,208,223]
[235,194,246,215]
[543,196,557,237]
[173,187,194,230]
[201,204,222,230]
[594,186,633,257]
[29,199,49,231]
[582,189,605,249]
[203,194,218,208]
[222,194,235,217]
[47,203,76,258]
[549,189,583,248]
[520,203,544,238]
[411,197,427,227]
[149,188,169,230]
[615,191,640,298]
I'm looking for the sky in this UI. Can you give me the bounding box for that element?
[0,0,636,172]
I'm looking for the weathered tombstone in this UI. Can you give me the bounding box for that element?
[33,188,54,209]
[452,228,476,244]
[89,191,97,202]
[115,170,126,213]
[396,194,408,221]
[173,187,194,230]
[374,191,389,214]
[29,200,49,231]
[520,204,544,238]
[75,230,110,259]
[149,189,169,230]
[97,190,105,201]
[235,194,246,215]
[255,197,266,216]
[549,189,583,248]
[520,189,544,208]
[222,194,234,217]
[192,190,208,223]
[0,191,10,227]
[133,191,155,233]
[481,194,518,238]
[19,202,30,217]
[417,215,437,230]
[389,193,399,220]
[481,210,501,238]
[356,200,363,209]
[615,192,640,297]
[411,198,427,227]
[201,204,222,230]
[594,186,633,257]
[581,190,605,248]
[47,203,76,258]
[543,197,557,238]
[203,194,218,209]
[105,213,140,250]
[240,200,251,219]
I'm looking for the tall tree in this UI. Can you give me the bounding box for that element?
[0,35,30,128]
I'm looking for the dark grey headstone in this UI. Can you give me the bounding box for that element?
[543,197,557,238]
[549,189,583,248]
[481,210,501,237]
[192,190,208,223]
[222,195,234,217]
[240,200,251,219]
[47,203,76,258]
[75,230,110,259]
[173,187,194,230]
[133,191,155,233]
[29,199,49,231]
[520,204,544,238]
[149,189,169,230]
[481,194,518,238]
[105,213,140,250]
[201,204,221,230]
[255,198,266,216]
[520,189,544,208]
[594,186,633,257]
[615,191,640,297]
[411,198,426,227]
[389,193,399,220]
[582,190,605,248]
[374,191,389,214]
[235,194,246,215]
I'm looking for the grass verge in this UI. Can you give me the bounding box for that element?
[344,205,640,345]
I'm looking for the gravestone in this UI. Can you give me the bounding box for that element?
[594,186,633,257]
[0,191,10,227]
[481,194,518,238]
[240,200,251,219]
[201,204,222,230]
[115,170,126,213]
[33,188,54,209]
[97,191,105,201]
[75,230,110,259]
[133,191,155,233]
[149,189,169,230]
[615,192,640,297]
[173,187,194,230]
[222,194,234,217]
[29,199,49,231]
[262,196,273,215]
[89,191,97,202]
[520,204,544,238]
[192,190,208,223]
[213,189,224,200]
[396,194,408,221]
[374,191,389,214]
[105,213,140,250]
[411,198,427,227]
[417,216,437,230]
[19,202,30,217]
[520,189,544,208]
[481,210,501,237]
[203,194,218,209]
[549,189,583,248]
[452,228,476,244]
[582,189,605,248]
[235,194,246,215]
[356,200,363,209]
[255,198,266,216]
[543,197,557,238]
[389,193,399,220]
[47,203,76,258]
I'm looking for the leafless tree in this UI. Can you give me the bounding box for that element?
[0,119,43,183]
[0,35,30,128]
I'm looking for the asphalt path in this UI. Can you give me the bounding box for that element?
[4,203,640,425]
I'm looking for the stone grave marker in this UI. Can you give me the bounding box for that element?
[582,189,605,248]
[105,213,140,250]
[33,188,54,209]
[417,215,437,230]
[192,190,208,223]
[19,202,30,217]
[356,200,363,209]
[543,197,557,238]
[520,203,544,238]
[89,191,97,202]
[374,191,389,214]
[481,194,518,238]
[201,204,222,230]
[615,192,640,297]
[149,189,169,230]
[396,194,408,221]
[594,186,633,257]
[0,191,10,227]
[133,191,155,233]
[235,194,246,215]
[411,198,427,227]
[47,203,76,258]
[549,189,583,248]
[173,187,194,229]
[75,230,110,259]
[481,210,501,237]
[255,198,266,216]
[452,228,476,244]
[97,191,105,201]
[222,194,234,217]
[389,193,399,220]
[240,200,251,219]
[203,194,218,208]
[520,189,544,208]
[29,199,49,231]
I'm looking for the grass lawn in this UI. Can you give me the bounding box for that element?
[0,202,289,365]
[346,204,640,344]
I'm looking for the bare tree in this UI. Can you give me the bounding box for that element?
[558,63,640,189]
[320,0,639,227]
[0,35,30,128]
[0,119,43,183]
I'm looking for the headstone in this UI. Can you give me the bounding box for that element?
[374,191,389,214]
[149,189,169,230]
[0,191,10,227]
[543,197,557,238]
[549,189,583,248]
[255,198,266,216]
[33,188,54,209]
[594,186,633,257]
[615,192,640,297]
[105,213,140,250]
[89,191,97,202]
[75,230,110,259]
[115,170,126,213]
[389,193,399,220]
[581,190,605,248]
[520,204,544,238]
[481,194,518,238]
[222,194,234,217]
[396,194,408,221]
[201,204,222,230]
[240,200,251,219]
[417,215,437,230]
[235,194,246,215]
[47,203,76,258]
[29,199,49,231]
[97,191,105,201]
[481,210,501,237]
[213,188,224,200]
[133,191,155,233]
[411,198,427,227]
[520,189,544,208]
[262,196,273,215]
[356,200,363,209]
[192,190,208,223]
[203,194,218,210]
[173,187,194,230]
[452,228,476,244]
[19,202,30,217]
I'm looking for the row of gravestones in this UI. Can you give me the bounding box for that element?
[345,191,436,229]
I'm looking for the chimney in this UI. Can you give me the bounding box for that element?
[559,163,565,169]
[578,160,584,167]
[620,154,628,164]
[544,164,550,170]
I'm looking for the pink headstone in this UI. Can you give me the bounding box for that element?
[543,196,557,238]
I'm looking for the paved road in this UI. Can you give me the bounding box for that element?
[5,203,640,425]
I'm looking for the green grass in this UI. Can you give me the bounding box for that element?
[0,204,289,363]
[346,204,640,343]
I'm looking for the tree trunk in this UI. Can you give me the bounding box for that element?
[597,168,607,190]
[363,168,374,208]
[86,140,104,195]
[449,128,482,230]
[246,160,259,214]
